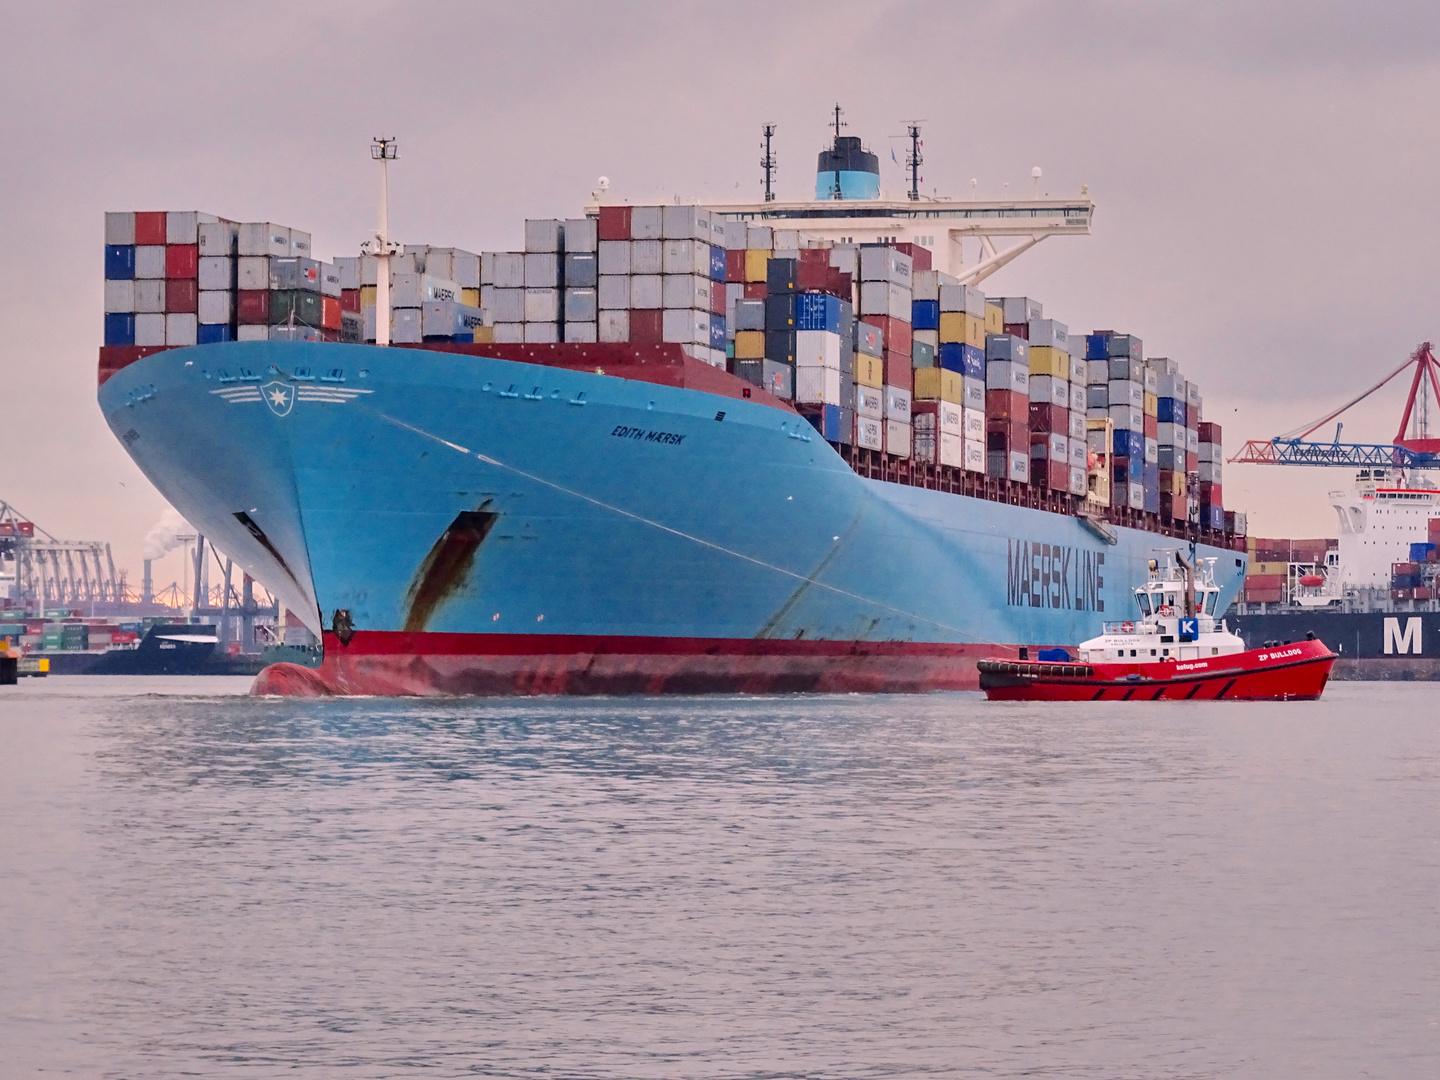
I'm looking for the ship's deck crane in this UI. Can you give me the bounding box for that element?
[1229,343,1440,469]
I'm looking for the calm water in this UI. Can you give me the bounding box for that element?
[0,677,1436,1078]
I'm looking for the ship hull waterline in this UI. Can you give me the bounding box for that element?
[97,341,1247,698]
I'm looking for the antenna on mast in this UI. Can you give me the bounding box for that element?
[830,104,846,200]
[905,122,924,201]
[761,123,777,203]
[360,136,400,346]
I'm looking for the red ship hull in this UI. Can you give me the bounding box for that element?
[978,639,1337,702]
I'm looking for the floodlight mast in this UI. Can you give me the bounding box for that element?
[362,137,401,346]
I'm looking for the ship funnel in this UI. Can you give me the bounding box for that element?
[815,105,880,200]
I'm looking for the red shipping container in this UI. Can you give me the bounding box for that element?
[893,242,931,271]
[1143,413,1157,439]
[164,278,197,313]
[1198,481,1221,505]
[1393,561,1420,575]
[743,282,768,300]
[321,328,342,343]
[629,308,663,343]
[1159,493,1185,521]
[1036,459,1069,490]
[1186,451,1199,473]
[597,205,631,241]
[797,248,830,290]
[710,280,726,316]
[1391,588,1412,602]
[134,211,167,245]
[1197,421,1222,444]
[986,427,1026,452]
[1027,401,1067,433]
[1004,322,1029,340]
[870,315,912,356]
[322,296,341,330]
[1429,517,1440,542]
[725,249,746,283]
[883,352,912,392]
[826,268,853,299]
[166,244,198,278]
[236,289,269,324]
[985,389,1029,421]
[1417,586,1434,601]
[97,344,169,386]
[341,289,361,314]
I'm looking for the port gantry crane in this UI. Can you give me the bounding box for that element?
[1229,342,1440,470]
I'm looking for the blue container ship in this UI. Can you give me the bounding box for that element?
[96,122,1246,695]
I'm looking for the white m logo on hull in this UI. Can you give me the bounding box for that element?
[1384,617,1423,655]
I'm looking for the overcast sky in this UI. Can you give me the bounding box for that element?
[4,0,1440,590]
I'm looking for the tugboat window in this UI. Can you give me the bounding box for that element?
[1137,594,1152,616]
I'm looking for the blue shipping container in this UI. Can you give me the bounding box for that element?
[105,244,135,280]
[1114,428,1145,459]
[1085,333,1111,360]
[197,323,233,345]
[1206,505,1225,530]
[938,342,964,374]
[960,343,984,379]
[1157,397,1186,425]
[795,293,841,333]
[800,403,846,441]
[1409,542,1436,561]
[986,334,1028,362]
[709,314,726,350]
[709,244,726,282]
[911,299,939,331]
[104,312,135,345]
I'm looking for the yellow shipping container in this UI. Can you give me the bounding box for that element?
[1144,391,1158,416]
[938,311,965,344]
[744,248,770,283]
[1029,346,1071,378]
[855,353,884,388]
[913,367,963,402]
[964,313,986,348]
[461,288,480,307]
[360,285,377,307]
[734,330,766,359]
[1249,561,1290,577]
[472,325,495,344]
[984,302,1004,335]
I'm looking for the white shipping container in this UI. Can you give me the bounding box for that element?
[1029,375,1069,406]
[1069,438,1087,469]
[963,439,986,473]
[1186,427,1200,453]
[238,222,290,258]
[236,256,267,291]
[630,206,663,241]
[392,307,422,344]
[197,255,233,291]
[630,275,662,309]
[524,219,562,253]
[441,251,475,289]
[598,309,630,342]
[662,274,709,309]
[524,322,558,343]
[1198,442,1222,463]
[855,415,883,451]
[859,246,912,285]
[236,323,269,342]
[597,240,631,275]
[1070,382,1087,412]
[912,269,941,302]
[165,313,197,346]
[856,385,884,420]
[1069,465,1088,496]
[134,279,165,313]
[563,217,598,253]
[960,406,982,440]
[884,385,912,422]
[289,229,311,257]
[104,211,135,245]
[166,210,212,245]
[492,322,525,343]
[796,365,842,404]
[1027,318,1068,350]
[1109,379,1144,408]
[661,239,708,276]
[859,280,910,320]
[723,221,748,249]
[597,274,630,310]
[662,205,710,241]
[939,431,965,467]
[490,252,526,288]
[661,307,709,345]
[1086,359,1109,386]
[484,287,525,323]
[886,420,912,458]
[1157,422,1186,447]
[938,283,987,317]
[746,224,773,249]
[197,290,232,324]
[525,288,559,322]
[963,377,985,410]
[421,301,484,336]
[795,329,843,369]
[564,321,598,343]
[1126,482,1145,510]
[319,263,342,298]
[630,239,662,275]
[103,279,135,313]
[564,288,597,322]
[422,249,454,281]
[1199,460,1223,483]
[1145,437,1159,464]
[392,273,461,306]
[134,245,166,279]
[525,252,559,287]
[196,220,237,255]
[1001,296,1042,324]
[1109,404,1144,431]
[1069,411,1087,440]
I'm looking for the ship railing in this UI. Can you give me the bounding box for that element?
[1101,621,1143,634]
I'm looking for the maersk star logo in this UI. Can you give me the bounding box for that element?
[261,381,295,417]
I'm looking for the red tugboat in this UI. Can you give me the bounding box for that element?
[979,552,1337,702]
